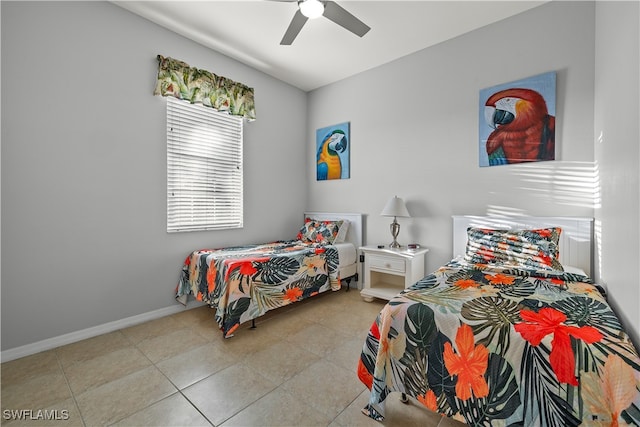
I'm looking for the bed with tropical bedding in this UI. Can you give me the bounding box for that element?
[175,213,361,337]
[357,217,640,426]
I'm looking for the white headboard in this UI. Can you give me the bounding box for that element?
[303,212,363,249]
[452,215,594,277]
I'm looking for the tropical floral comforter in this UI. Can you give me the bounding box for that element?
[176,240,341,337]
[357,259,640,426]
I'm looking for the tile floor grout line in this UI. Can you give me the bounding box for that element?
[218,382,330,427]
[175,389,216,427]
[54,350,88,427]
[64,327,181,427]
[110,328,202,426]
[143,341,217,426]
[329,383,367,426]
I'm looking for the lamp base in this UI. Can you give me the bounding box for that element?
[389,217,402,249]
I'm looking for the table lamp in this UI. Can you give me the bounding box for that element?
[380,196,410,248]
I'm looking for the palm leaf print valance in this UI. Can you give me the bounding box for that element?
[154,55,256,121]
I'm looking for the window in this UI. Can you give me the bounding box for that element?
[166,96,243,232]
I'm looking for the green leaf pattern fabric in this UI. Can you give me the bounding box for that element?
[155,55,256,121]
[464,227,563,271]
[357,259,640,425]
[176,240,340,337]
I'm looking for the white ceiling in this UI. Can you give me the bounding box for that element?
[114,1,546,92]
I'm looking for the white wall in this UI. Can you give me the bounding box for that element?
[1,2,308,352]
[594,1,640,343]
[308,1,597,274]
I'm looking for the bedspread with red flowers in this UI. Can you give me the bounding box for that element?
[176,241,340,337]
[357,259,640,426]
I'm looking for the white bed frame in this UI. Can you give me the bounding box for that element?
[452,215,594,277]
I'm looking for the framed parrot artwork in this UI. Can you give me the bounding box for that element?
[479,71,556,167]
[316,121,350,180]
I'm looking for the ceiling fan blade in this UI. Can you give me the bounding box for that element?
[280,9,308,45]
[322,1,370,37]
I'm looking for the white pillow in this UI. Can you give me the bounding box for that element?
[563,265,587,276]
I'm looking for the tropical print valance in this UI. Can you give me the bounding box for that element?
[154,55,256,121]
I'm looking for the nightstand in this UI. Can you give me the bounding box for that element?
[359,245,429,302]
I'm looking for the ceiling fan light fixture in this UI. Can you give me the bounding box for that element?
[299,0,324,19]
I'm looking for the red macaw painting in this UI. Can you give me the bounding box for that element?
[479,72,556,167]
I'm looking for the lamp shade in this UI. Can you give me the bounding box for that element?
[380,196,410,218]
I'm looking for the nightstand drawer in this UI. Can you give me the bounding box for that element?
[368,254,405,273]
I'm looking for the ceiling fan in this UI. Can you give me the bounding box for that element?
[276,0,371,45]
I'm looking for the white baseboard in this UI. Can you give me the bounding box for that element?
[1,302,204,363]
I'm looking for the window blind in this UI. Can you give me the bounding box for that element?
[167,96,243,232]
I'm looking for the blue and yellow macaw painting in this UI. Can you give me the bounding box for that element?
[316,122,350,180]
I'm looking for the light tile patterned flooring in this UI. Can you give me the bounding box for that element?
[1,286,466,426]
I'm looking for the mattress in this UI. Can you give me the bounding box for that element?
[334,242,357,281]
[334,242,356,268]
